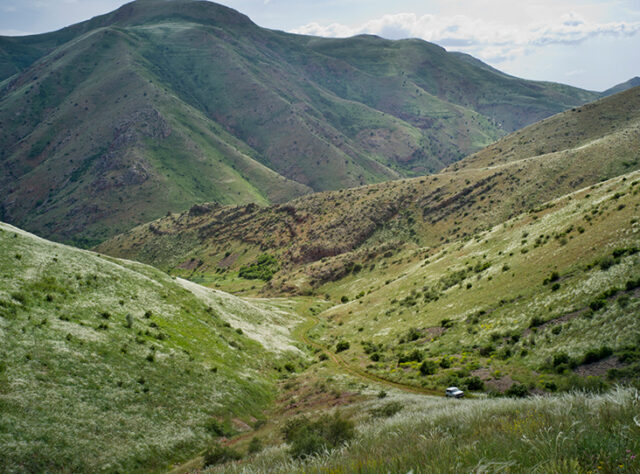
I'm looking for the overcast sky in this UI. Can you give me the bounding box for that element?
[1,0,639,91]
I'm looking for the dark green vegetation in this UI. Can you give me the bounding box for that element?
[282,413,355,459]
[0,222,303,472]
[0,0,598,245]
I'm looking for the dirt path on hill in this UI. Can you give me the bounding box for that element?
[295,315,442,397]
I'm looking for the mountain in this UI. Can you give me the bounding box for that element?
[95,85,640,469]
[601,77,640,97]
[0,0,598,246]
[0,220,303,471]
[97,86,640,293]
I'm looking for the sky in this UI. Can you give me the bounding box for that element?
[1,0,639,91]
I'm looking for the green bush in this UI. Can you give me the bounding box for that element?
[336,341,350,353]
[463,376,485,391]
[238,254,279,281]
[398,349,423,364]
[203,444,242,466]
[582,346,613,365]
[204,418,233,437]
[419,360,437,375]
[505,383,529,398]
[282,413,355,459]
[248,437,262,454]
[369,401,403,418]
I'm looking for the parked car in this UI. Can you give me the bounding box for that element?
[445,386,464,398]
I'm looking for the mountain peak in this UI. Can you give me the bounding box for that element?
[86,0,254,31]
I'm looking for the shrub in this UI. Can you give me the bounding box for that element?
[463,376,485,391]
[543,271,560,285]
[340,295,349,303]
[336,341,350,353]
[248,437,262,455]
[582,346,613,365]
[406,327,421,341]
[553,352,570,367]
[283,413,355,459]
[589,299,606,311]
[440,318,454,329]
[419,360,437,375]
[369,401,403,418]
[377,390,387,399]
[439,358,451,368]
[398,349,423,364]
[204,418,233,437]
[529,316,544,328]
[239,254,279,281]
[505,383,529,398]
[203,444,242,466]
[479,344,495,356]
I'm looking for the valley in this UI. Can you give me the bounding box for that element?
[1,0,640,472]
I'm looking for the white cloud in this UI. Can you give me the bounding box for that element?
[291,11,640,64]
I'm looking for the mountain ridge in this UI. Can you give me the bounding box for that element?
[1,0,598,245]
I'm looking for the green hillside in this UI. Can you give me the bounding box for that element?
[98,87,640,399]
[98,87,640,294]
[0,221,303,472]
[0,0,597,245]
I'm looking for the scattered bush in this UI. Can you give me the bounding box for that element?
[398,349,423,364]
[589,299,606,312]
[406,327,421,341]
[203,444,242,466]
[582,346,612,365]
[239,254,279,281]
[282,413,355,459]
[505,383,529,398]
[370,401,403,418]
[419,360,437,375]
[543,271,560,285]
[204,418,233,437]
[336,341,350,353]
[248,437,263,455]
[529,316,544,328]
[479,344,495,357]
[440,318,454,329]
[463,376,485,391]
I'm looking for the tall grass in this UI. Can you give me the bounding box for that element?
[216,388,640,473]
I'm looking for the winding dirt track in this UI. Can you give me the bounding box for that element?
[296,315,442,397]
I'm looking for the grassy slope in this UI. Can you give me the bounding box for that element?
[1,0,598,244]
[97,87,640,295]
[98,87,640,396]
[216,388,640,473]
[314,170,640,392]
[0,221,303,472]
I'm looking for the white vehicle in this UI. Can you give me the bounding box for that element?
[445,386,464,398]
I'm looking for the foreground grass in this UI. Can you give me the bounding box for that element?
[0,222,302,472]
[215,388,640,473]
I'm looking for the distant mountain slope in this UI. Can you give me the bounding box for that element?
[601,77,640,97]
[97,87,640,293]
[0,0,597,245]
[0,221,301,471]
